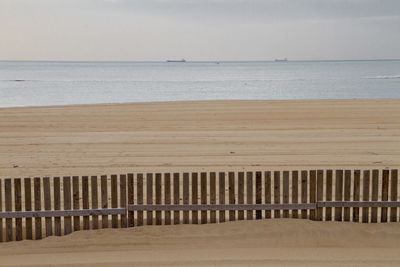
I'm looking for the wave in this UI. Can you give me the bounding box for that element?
[364,75,400,80]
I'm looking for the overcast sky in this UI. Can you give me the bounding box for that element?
[1,0,400,61]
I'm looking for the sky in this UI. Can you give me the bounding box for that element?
[1,0,400,61]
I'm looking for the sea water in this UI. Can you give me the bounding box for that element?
[0,60,399,107]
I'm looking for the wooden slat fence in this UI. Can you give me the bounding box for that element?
[0,169,399,242]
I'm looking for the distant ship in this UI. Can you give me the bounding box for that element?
[274,58,288,62]
[166,59,186,63]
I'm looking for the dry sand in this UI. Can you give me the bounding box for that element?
[1,99,400,266]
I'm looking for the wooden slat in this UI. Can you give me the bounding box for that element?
[381,169,389,223]
[334,170,343,221]
[54,177,61,236]
[353,170,361,222]
[155,173,162,225]
[219,172,226,222]
[371,169,379,223]
[14,179,22,241]
[82,176,89,230]
[73,176,80,231]
[0,180,2,242]
[91,176,99,230]
[24,178,32,240]
[344,170,351,222]
[238,172,244,220]
[255,171,262,220]
[111,174,118,228]
[128,173,134,227]
[316,170,323,221]
[210,172,216,223]
[201,172,207,224]
[63,176,72,235]
[292,171,298,219]
[0,209,126,219]
[246,172,253,220]
[229,172,236,221]
[390,169,398,222]
[265,171,271,219]
[137,174,143,226]
[309,170,316,221]
[301,170,308,219]
[192,172,198,224]
[283,171,289,218]
[164,173,171,225]
[174,173,180,225]
[128,203,317,211]
[34,178,42,240]
[5,179,12,242]
[362,170,370,223]
[146,173,153,226]
[326,170,333,221]
[120,174,127,228]
[183,173,189,224]
[101,175,108,228]
[43,177,52,237]
[274,171,280,218]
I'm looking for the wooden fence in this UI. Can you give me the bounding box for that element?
[0,169,399,242]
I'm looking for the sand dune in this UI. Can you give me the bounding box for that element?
[0,219,399,266]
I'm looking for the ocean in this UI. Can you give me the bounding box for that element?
[0,60,399,107]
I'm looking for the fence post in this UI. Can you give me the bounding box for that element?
[309,170,316,221]
[316,170,323,221]
[390,169,398,222]
[334,170,343,221]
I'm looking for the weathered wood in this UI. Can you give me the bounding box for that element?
[309,170,316,220]
[63,176,72,235]
[128,173,134,227]
[73,176,80,231]
[344,170,351,222]
[91,176,99,229]
[317,201,400,208]
[210,172,216,223]
[14,179,22,241]
[137,173,143,226]
[219,172,226,222]
[255,172,262,219]
[326,170,333,221]
[155,173,162,225]
[43,177,52,237]
[246,172,253,220]
[0,208,127,218]
[120,174,127,228]
[82,176,89,230]
[34,177,42,240]
[101,175,108,228]
[301,170,308,219]
[283,171,289,218]
[274,171,281,218]
[128,203,317,211]
[54,177,61,236]
[192,172,198,224]
[362,170,370,223]
[201,172,207,224]
[353,170,361,222]
[24,178,32,240]
[5,179,12,241]
[371,169,379,223]
[174,173,180,225]
[183,173,190,224]
[265,171,271,219]
[111,174,118,228]
[146,173,153,226]
[316,170,323,221]
[164,173,171,225]
[229,172,236,221]
[238,172,244,220]
[292,171,298,219]
[334,170,343,221]
[390,169,398,222]
[381,169,389,223]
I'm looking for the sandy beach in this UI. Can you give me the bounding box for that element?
[1,98,400,266]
